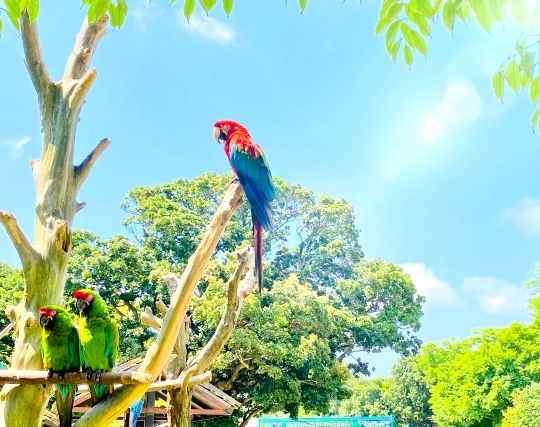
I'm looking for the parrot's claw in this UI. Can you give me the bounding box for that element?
[230,176,239,185]
[58,371,65,381]
[85,368,93,381]
[95,371,102,383]
[46,369,54,380]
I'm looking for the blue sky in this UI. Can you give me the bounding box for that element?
[1,1,540,376]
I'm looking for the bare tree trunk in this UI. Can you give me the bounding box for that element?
[169,387,192,427]
[167,314,189,427]
[238,408,261,427]
[0,11,108,426]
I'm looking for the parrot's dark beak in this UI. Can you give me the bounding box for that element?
[213,127,226,144]
[76,297,91,315]
[39,314,53,330]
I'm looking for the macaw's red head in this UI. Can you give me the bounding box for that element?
[213,120,249,144]
[38,307,57,330]
[73,289,94,315]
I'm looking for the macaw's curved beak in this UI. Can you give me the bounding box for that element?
[214,127,226,144]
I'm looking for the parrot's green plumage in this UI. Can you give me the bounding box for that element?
[39,305,80,427]
[73,288,119,405]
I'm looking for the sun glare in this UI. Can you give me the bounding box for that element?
[421,116,443,139]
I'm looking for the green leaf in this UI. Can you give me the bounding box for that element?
[470,0,494,32]
[299,0,307,12]
[26,0,39,22]
[108,0,127,27]
[530,76,540,103]
[410,0,435,19]
[87,0,111,23]
[379,0,397,19]
[4,0,21,31]
[532,107,540,132]
[184,0,196,21]
[442,1,455,32]
[489,0,507,23]
[406,6,431,36]
[403,44,413,67]
[511,0,535,28]
[492,71,504,101]
[504,60,521,92]
[118,0,128,23]
[376,2,403,35]
[391,39,401,63]
[400,23,427,55]
[385,20,400,54]
[199,0,217,14]
[433,0,444,13]
[108,2,119,26]
[223,0,233,16]
[457,1,471,20]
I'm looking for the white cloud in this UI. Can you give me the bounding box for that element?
[505,198,540,237]
[2,136,31,158]
[178,13,235,44]
[401,263,464,308]
[461,276,530,314]
[132,0,164,31]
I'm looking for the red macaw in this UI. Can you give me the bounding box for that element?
[214,120,276,292]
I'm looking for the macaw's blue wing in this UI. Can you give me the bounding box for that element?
[129,397,144,427]
[230,144,276,230]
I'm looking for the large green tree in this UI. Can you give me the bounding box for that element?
[502,382,540,427]
[337,355,433,427]
[416,299,540,427]
[116,173,424,422]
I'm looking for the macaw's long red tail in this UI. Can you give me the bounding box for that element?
[253,216,263,292]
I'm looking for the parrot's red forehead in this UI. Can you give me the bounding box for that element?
[73,290,91,301]
[38,307,56,317]
[214,119,237,128]
[214,120,248,133]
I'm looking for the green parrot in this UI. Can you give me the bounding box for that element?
[39,305,80,427]
[73,288,119,405]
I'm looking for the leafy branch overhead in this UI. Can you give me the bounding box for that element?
[0,0,310,35]
[376,0,540,130]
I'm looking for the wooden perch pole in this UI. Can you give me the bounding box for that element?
[147,372,212,393]
[189,246,256,374]
[74,181,244,426]
[0,370,154,386]
[170,246,256,427]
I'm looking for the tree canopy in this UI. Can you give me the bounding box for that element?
[411,297,540,426]
[57,173,423,421]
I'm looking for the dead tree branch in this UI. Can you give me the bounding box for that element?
[62,16,108,109]
[0,211,39,270]
[74,138,110,193]
[141,307,163,330]
[20,11,52,99]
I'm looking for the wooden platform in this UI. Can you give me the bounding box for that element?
[45,357,241,426]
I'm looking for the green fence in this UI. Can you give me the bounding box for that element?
[258,416,395,427]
